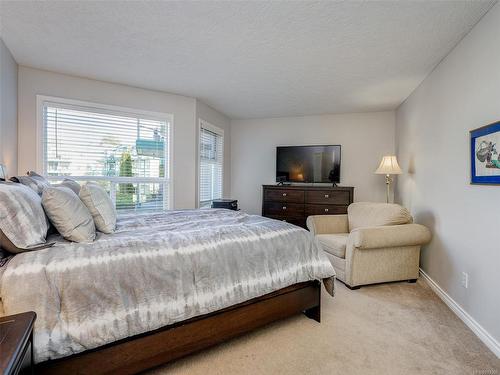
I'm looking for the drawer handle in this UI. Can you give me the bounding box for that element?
[282,206,287,210]
[324,208,329,212]
[324,194,329,198]
[282,193,287,197]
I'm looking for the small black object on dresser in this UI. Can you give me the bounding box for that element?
[211,199,238,210]
[0,311,36,375]
[262,185,354,228]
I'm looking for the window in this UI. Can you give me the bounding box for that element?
[40,97,172,212]
[199,120,223,207]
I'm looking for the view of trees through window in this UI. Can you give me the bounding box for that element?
[43,102,171,212]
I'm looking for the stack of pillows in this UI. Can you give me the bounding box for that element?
[0,171,117,255]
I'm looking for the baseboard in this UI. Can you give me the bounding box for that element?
[419,268,500,358]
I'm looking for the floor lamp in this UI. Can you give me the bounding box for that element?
[375,156,402,203]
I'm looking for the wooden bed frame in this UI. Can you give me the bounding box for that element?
[36,280,321,375]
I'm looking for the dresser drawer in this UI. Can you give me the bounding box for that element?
[263,202,304,217]
[266,215,306,228]
[305,190,351,205]
[305,204,348,216]
[264,189,304,203]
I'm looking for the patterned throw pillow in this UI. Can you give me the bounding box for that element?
[79,182,117,234]
[10,171,51,196]
[0,182,50,253]
[0,229,54,254]
[42,186,96,242]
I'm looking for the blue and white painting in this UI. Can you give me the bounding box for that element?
[471,121,500,184]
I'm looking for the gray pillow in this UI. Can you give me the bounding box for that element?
[0,182,50,251]
[0,230,54,254]
[79,182,116,234]
[52,179,81,195]
[13,171,51,196]
[42,186,96,242]
[28,171,48,180]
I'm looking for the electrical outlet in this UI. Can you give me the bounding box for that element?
[461,272,469,289]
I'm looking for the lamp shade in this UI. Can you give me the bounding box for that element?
[375,156,402,175]
[0,164,6,180]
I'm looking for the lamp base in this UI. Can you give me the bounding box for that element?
[385,174,393,204]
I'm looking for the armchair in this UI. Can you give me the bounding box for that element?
[307,202,431,289]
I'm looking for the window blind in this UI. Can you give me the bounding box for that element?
[199,122,223,207]
[42,100,171,212]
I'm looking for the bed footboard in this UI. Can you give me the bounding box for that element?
[36,280,321,375]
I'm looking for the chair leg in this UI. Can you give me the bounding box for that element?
[407,279,417,283]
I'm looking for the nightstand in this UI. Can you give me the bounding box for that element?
[0,312,36,375]
[211,199,238,210]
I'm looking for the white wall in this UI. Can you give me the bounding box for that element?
[395,3,500,349]
[0,38,18,176]
[17,66,232,209]
[195,99,231,203]
[231,112,395,214]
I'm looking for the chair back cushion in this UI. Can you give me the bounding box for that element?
[348,202,412,231]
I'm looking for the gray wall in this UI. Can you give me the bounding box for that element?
[231,111,395,214]
[395,3,500,347]
[0,38,18,176]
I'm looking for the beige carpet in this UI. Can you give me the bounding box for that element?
[148,279,500,375]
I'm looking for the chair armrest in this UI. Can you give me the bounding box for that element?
[350,224,431,249]
[306,215,349,235]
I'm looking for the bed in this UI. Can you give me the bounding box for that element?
[0,208,335,374]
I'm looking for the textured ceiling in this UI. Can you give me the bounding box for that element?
[0,1,495,119]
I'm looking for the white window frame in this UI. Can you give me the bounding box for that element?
[198,119,224,208]
[36,95,174,210]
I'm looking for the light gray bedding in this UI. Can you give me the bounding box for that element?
[0,209,335,363]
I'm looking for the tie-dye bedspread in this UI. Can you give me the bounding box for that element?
[0,209,335,362]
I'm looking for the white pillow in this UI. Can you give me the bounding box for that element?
[42,186,96,242]
[79,183,117,234]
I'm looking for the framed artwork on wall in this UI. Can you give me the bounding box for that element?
[470,121,500,185]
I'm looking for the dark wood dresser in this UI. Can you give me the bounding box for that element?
[0,311,36,375]
[262,185,354,228]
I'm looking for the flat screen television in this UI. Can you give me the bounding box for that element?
[276,145,341,183]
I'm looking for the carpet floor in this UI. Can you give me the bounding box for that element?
[148,279,500,375]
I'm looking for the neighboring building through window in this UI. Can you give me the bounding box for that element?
[199,120,223,207]
[40,97,172,212]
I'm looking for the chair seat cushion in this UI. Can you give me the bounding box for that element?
[316,233,349,259]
